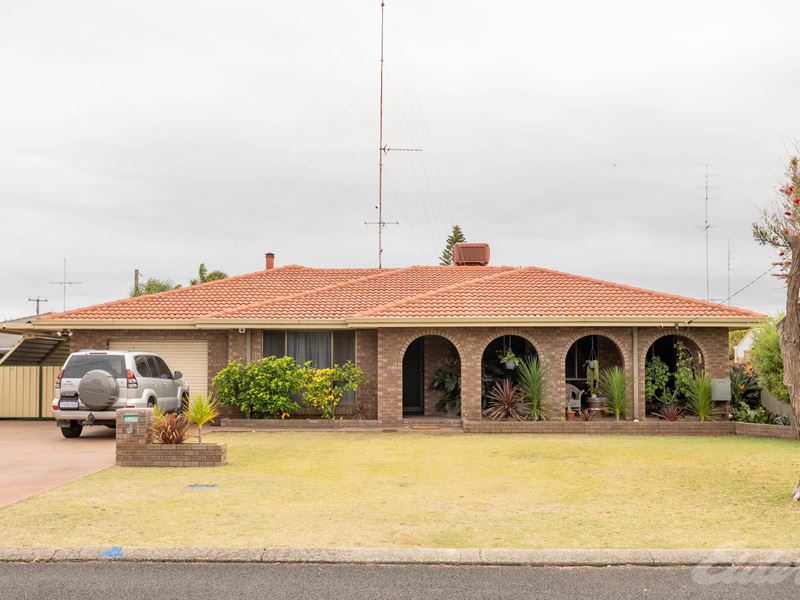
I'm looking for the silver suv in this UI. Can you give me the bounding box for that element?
[53,350,190,438]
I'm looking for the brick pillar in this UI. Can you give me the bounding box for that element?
[115,408,153,466]
[377,330,402,424]
[460,341,482,422]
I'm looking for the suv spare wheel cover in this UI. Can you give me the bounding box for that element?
[77,369,119,410]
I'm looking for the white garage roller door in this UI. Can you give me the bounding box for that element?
[108,340,208,397]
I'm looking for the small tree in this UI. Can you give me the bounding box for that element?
[183,393,220,443]
[750,315,789,402]
[751,155,800,500]
[301,361,366,419]
[439,225,466,265]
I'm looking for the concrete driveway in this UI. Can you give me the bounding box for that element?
[0,421,115,508]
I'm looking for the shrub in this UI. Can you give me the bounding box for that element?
[516,356,547,420]
[686,375,716,422]
[600,366,626,420]
[301,361,366,420]
[645,356,670,401]
[577,409,599,421]
[750,317,789,403]
[151,413,192,444]
[483,379,527,421]
[673,340,696,400]
[212,356,305,419]
[183,393,220,443]
[211,360,250,413]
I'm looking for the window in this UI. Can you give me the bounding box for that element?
[134,355,152,377]
[261,330,358,407]
[63,354,126,379]
[287,331,331,368]
[263,331,285,358]
[151,356,173,379]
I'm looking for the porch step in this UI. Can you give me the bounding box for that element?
[402,418,463,430]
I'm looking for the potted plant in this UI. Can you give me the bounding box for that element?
[499,349,519,370]
[586,360,600,397]
[565,408,576,421]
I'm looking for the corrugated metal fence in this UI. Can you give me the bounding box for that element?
[0,366,59,418]
[760,389,796,427]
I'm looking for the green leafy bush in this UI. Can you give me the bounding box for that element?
[301,361,366,420]
[600,366,626,420]
[673,341,696,400]
[729,363,760,407]
[750,317,789,403]
[212,356,305,419]
[516,356,547,420]
[686,375,716,422]
[730,401,774,424]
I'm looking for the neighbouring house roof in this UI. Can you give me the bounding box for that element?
[13,264,764,330]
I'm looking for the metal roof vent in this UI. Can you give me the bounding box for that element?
[453,243,490,266]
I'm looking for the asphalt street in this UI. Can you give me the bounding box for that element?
[1,563,798,599]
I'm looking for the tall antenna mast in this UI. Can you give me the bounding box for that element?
[364,1,420,268]
[727,238,732,306]
[49,257,82,312]
[703,163,711,301]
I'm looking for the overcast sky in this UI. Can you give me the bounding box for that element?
[1,0,798,319]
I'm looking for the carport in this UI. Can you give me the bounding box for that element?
[0,331,69,419]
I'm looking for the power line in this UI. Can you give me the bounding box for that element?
[27,296,48,316]
[686,265,775,326]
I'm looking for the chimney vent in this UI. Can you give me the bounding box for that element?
[265,252,275,270]
[453,243,490,266]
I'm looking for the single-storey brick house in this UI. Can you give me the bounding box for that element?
[8,246,764,423]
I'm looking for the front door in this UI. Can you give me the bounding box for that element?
[402,338,425,415]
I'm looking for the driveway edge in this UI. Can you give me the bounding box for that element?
[0,547,799,566]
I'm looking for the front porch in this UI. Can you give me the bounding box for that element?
[374,326,729,425]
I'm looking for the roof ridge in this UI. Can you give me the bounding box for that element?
[202,266,412,319]
[353,266,519,317]
[523,265,764,318]
[37,265,295,322]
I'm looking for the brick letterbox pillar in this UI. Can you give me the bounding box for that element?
[115,408,153,465]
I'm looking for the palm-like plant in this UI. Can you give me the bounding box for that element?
[600,367,626,420]
[686,375,716,422]
[483,379,527,421]
[516,356,547,420]
[190,263,228,286]
[183,393,220,443]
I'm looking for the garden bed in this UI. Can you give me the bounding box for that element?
[219,418,381,429]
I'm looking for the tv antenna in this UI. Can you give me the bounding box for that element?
[364,1,421,268]
[701,163,713,301]
[50,257,82,312]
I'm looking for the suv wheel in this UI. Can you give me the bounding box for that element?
[61,422,83,438]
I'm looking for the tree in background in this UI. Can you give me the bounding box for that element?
[751,155,800,500]
[439,225,466,265]
[130,277,179,297]
[750,315,789,402]
[190,263,228,286]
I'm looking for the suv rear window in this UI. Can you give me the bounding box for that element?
[63,354,126,379]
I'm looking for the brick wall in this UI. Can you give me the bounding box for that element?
[115,408,226,467]
[356,330,378,418]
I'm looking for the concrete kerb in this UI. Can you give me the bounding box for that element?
[1,547,799,566]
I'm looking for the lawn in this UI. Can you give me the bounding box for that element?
[1,432,799,549]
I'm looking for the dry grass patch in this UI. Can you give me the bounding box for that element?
[1,432,798,548]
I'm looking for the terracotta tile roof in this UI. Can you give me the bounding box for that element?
[36,264,764,324]
[354,266,765,320]
[38,266,385,321]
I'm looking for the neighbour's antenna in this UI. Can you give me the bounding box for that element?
[27,296,48,316]
[364,1,421,268]
[727,239,732,306]
[701,163,713,301]
[49,257,82,312]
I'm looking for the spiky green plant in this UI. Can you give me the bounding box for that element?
[183,393,220,443]
[516,356,547,420]
[686,375,716,422]
[600,367,626,420]
[151,401,167,428]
